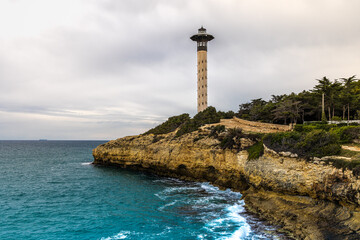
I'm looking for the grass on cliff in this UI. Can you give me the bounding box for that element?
[294,123,360,144]
[263,130,341,159]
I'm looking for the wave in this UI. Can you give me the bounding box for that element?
[158,200,179,211]
[100,231,130,240]
[81,162,93,165]
[201,202,252,239]
[224,204,251,239]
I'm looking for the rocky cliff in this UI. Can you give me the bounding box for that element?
[93,129,360,240]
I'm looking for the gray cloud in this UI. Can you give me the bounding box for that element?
[0,0,359,139]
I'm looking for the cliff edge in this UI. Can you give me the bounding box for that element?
[93,127,360,240]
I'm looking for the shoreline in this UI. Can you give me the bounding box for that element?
[93,130,360,239]
[92,163,290,239]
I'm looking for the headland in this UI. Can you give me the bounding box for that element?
[93,115,360,239]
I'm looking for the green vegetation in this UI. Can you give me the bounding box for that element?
[338,148,360,159]
[217,110,236,119]
[145,107,225,137]
[331,126,360,143]
[208,126,263,158]
[218,128,244,150]
[145,113,190,135]
[323,159,360,177]
[263,130,341,159]
[237,75,360,124]
[175,106,221,137]
[294,123,360,144]
[143,75,360,161]
[247,141,264,160]
[208,125,226,138]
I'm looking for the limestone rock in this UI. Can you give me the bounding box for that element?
[93,130,360,239]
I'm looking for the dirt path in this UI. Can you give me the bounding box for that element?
[342,145,360,152]
[202,117,292,134]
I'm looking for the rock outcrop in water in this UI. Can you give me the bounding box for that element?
[93,128,360,240]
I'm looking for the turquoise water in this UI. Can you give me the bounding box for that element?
[0,141,282,240]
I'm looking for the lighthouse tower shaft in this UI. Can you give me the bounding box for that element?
[197,51,208,112]
[190,27,214,113]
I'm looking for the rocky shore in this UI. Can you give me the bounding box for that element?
[92,128,360,240]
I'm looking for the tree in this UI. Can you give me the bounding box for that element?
[340,75,358,123]
[313,77,332,121]
[272,99,302,124]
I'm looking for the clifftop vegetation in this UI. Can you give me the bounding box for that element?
[238,75,360,124]
[145,107,235,137]
[144,76,360,160]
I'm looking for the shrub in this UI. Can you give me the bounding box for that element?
[331,126,360,143]
[219,128,244,150]
[247,141,264,160]
[353,165,360,177]
[263,130,341,159]
[296,130,340,157]
[218,110,236,119]
[176,106,221,137]
[324,159,360,174]
[145,113,190,135]
[294,123,336,133]
[342,126,360,141]
[209,125,226,138]
[331,116,342,121]
[216,128,261,151]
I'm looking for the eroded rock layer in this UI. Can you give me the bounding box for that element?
[92,131,360,240]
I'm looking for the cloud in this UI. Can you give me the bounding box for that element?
[0,0,359,139]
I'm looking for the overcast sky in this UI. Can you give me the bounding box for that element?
[1,0,359,140]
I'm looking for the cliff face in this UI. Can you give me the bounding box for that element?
[93,130,360,240]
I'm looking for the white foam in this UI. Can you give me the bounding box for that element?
[223,204,251,239]
[81,162,93,165]
[201,182,220,193]
[155,186,200,200]
[100,231,129,240]
[201,202,252,240]
[200,182,242,198]
[158,200,178,211]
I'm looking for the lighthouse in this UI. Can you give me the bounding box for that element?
[190,26,214,113]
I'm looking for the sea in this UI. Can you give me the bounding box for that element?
[0,140,285,240]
